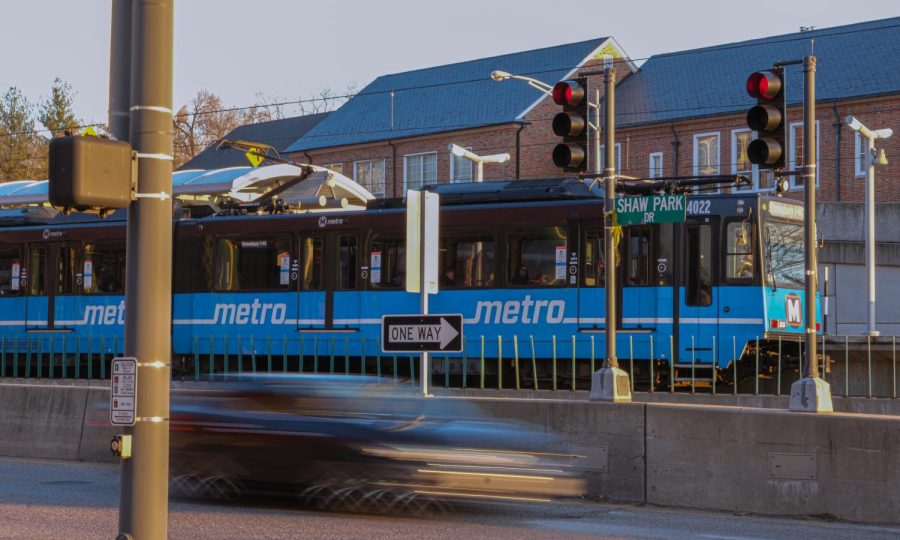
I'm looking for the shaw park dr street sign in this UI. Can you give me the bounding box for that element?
[615,194,686,225]
[382,314,464,353]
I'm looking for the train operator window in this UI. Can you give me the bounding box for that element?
[213,236,292,291]
[0,246,21,296]
[369,234,404,289]
[686,224,713,306]
[582,227,605,286]
[338,236,358,290]
[440,232,495,287]
[83,242,126,294]
[508,226,567,287]
[725,221,754,282]
[625,226,654,286]
[301,236,323,291]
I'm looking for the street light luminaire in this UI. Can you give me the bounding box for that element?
[491,70,512,82]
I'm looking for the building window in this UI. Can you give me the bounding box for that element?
[599,144,621,174]
[854,132,867,177]
[323,163,343,174]
[404,152,437,191]
[693,132,720,176]
[648,152,664,179]
[789,121,820,187]
[353,159,386,196]
[450,148,473,183]
[731,129,757,191]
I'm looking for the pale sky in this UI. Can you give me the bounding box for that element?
[2,0,898,128]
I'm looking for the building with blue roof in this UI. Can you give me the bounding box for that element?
[284,37,635,197]
[178,113,329,171]
[283,17,898,205]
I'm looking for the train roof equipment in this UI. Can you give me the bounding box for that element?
[0,163,375,222]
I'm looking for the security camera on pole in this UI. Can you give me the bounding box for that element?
[844,116,892,337]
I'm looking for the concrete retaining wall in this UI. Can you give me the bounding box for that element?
[2,381,899,523]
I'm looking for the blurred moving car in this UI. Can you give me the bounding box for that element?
[169,374,585,511]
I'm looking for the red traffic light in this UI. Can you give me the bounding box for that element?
[552,81,585,106]
[552,143,585,169]
[746,71,782,100]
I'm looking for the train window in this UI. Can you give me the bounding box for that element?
[369,234,404,289]
[582,227,605,287]
[764,221,805,289]
[440,232,495,287]
[338,236,358,290]
[686,224,713,306]
[29,246,47,296]
[508,226,567,286]
[301,236,323,291]
[213,236,292,291]
[0,246,21,296]
[83,242,126,294]
[725,221,754,282]
[625,226,654,286]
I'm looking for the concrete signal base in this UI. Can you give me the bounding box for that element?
[788,377,834,413]
[590,367,632,402]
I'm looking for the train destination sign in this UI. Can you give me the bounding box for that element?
[615,194,687,225]
[382,314,464,353]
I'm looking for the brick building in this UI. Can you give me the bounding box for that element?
[284,18,898,204]
[283,38,636,196]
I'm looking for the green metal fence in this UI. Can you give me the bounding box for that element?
[0,333,897,398]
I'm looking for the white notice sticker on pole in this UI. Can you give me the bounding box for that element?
[110,357,137,426]
[405,190,439,294]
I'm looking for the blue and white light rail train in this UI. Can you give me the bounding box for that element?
[0,169,818,388]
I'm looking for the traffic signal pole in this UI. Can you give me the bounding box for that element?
[789,55,832,413]
[590,67,631,402]
[117,1,175,538]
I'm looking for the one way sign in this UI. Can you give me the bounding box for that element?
[382,314,464,353]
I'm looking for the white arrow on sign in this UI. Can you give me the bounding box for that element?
[388,317,459,349]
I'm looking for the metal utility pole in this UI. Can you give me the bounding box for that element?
[590,67,631,402]
[108,0,131,142]
[845,115,893,336]
[789,55,832,413]
[604,68,618,372]
[803,55,819,381]
[117,1,175,538]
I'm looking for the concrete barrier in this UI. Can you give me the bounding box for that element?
[0,381,94,460]
[645,403,900,523]
[2,380,899,523]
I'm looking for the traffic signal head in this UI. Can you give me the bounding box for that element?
[550,77,588,172]
[744,68,785,170]
[49,135,133,213]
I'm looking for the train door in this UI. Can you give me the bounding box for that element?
[297,232,361,330]
[25,242,78,330]
[622,225,656,329]
[678,218,719,364]
[298,233,326,328]
[331,233,361,329]
[577,222,622,329]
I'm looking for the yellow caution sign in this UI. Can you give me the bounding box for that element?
[81,126,98,137]
[245,147,264,168]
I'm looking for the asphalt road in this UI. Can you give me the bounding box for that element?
[1,457,898,540]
